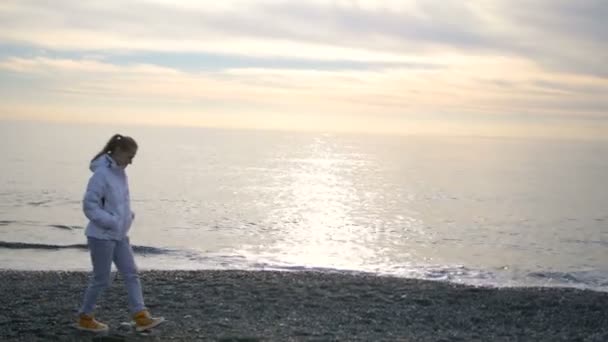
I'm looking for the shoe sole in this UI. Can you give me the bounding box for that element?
[135,317,166,332]
[73,323,109,333]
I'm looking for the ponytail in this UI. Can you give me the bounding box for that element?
[91,134,138,162]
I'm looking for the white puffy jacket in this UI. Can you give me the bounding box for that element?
[83,154,134,240]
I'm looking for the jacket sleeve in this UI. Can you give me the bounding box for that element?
[83,172,118,230]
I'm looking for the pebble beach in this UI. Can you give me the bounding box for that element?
[2,270,607,341]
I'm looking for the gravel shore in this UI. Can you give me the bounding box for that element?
[1,270,607,341]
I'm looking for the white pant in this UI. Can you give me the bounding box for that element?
[80,237,145,314]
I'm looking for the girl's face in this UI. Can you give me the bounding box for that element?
[112,147,137,168]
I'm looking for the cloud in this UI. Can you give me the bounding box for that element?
[0,0,605,76]
[0,0,606,139]
[2,54,605,119]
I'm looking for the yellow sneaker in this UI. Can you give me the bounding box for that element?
[76,313,109,333]
[133,310,165,332]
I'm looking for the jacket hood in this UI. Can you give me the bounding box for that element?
[89,154,119,172]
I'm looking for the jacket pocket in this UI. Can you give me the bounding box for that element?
[105,211,121,231]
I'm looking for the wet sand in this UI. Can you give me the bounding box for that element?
[1,270,607,341]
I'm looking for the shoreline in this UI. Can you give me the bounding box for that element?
[2,269,608,341]
[1,247,606,294]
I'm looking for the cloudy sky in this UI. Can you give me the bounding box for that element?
[0,0,606,138]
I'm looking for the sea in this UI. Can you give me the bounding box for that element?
[1,120,606,292]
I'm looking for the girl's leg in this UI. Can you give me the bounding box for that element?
[113,237,145,313]
[80,237,115,314]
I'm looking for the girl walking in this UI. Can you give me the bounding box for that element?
[77,134,164,333]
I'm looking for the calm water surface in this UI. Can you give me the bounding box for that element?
[1,121,606,291]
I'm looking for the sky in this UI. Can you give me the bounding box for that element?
[0,0,606,139]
